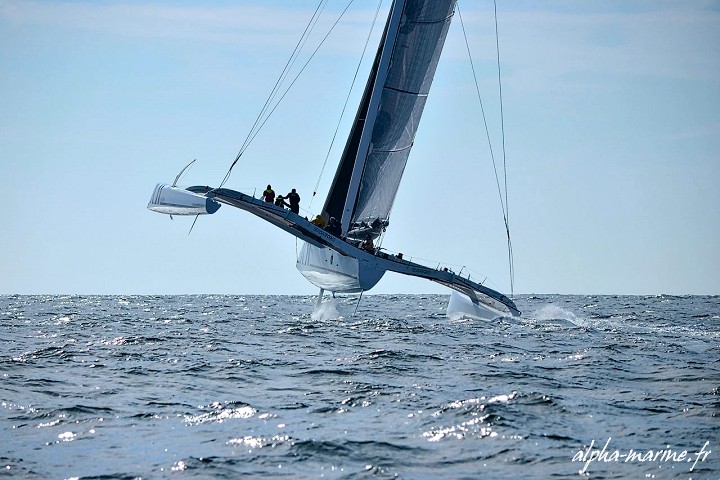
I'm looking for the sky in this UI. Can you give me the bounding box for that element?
[1,0,718,296]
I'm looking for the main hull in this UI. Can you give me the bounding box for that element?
[296,242,385,293]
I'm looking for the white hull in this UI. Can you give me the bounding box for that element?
[296,242,385,293]
[148,184,220,215]
[447,291,507,321]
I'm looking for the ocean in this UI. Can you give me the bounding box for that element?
[1,294,718,479]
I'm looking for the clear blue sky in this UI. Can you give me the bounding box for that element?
[1,0,718,295]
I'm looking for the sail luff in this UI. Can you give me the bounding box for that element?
[339,0,408,235]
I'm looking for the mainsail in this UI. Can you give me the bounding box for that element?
[323,0,457,238]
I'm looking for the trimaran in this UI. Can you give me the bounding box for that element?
[148,0,520,319]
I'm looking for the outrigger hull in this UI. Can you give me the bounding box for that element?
[180,186,520,318]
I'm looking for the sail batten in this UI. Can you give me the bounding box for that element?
[372,145,413,154]
[383,86,428,96]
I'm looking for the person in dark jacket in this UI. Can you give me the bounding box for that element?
[285,188,300,214]
[325,217,341,237]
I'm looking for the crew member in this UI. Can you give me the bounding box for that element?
[262,185,275,203]
[275,195,287,208]
[361,235,374,253]
[325,217,341,237]
[285,188,301,214]
[311,215,326,228]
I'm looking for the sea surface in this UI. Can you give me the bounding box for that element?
[1,294,718,479]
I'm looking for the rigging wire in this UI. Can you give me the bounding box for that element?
[457,1,515,296]
[243,2,328,157]
[188,214,200,235]
[493,0,515,297]
[457,6,504,216]
[219,0,328,188]
[240,0,358,158]
[219,0,358,189]
[308,0,385,213]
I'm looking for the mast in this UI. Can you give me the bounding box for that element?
[340,0,407,235]
[323,0,457,238]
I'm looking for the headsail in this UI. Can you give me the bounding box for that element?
[323,0,457,238]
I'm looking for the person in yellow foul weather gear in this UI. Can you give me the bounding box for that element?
[311,215,326,228]
[262,185,275,203]
[275,195,288,208]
